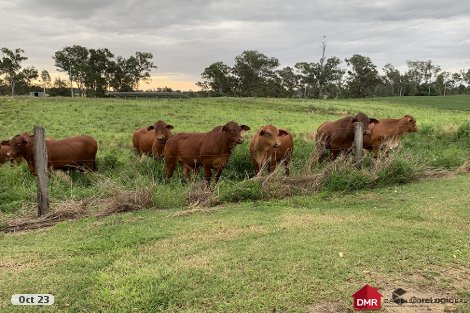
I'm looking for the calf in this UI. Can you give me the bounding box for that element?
[0,142,17,165]
[1,132,49,166]
[316,112,379,161]
[164,121,250,186]
[249,125,294,176]
[8,134,98,174]
[363,115,418,159]
[132,120,174,159]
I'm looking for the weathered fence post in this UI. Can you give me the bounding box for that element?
[353,122,363,169]
[34,126,49,217]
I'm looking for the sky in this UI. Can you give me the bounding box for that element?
[1,0,470,91]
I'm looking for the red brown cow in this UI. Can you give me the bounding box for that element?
[164,121,250,186]
[7,134,98,174]
[363,115,418,159]
[0,142,16,165]
[132,120,174,159]
[316,112,379,161]
[249,125,294,176]
[1,132,51,166]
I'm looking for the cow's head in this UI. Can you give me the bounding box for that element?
[403,115,418,132]
[353,112,379,135]
[7,135,30,158]
[258,125,289,148]
[147,120,174,143]
[222,121,250,145]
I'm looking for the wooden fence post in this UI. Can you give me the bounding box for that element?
[34,126,49,217]
[353,122,363,169]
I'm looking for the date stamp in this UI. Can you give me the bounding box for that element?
[11,294,54,306]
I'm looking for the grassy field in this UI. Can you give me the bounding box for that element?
[0,96,469,312]
[0,175,469,312]
[1,96,469,215]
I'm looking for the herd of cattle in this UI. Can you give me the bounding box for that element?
[0,112,418,185]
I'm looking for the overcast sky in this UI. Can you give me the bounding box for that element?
[1,0,470,90]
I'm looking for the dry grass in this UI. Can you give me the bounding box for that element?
[2,174,155,233]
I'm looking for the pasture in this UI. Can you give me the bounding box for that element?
[0,95,469,312]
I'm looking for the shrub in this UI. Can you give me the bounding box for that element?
[218,179,262,203]
[376,158,417,186]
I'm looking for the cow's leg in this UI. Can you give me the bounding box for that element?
[214,165,225,183]
[165,158,177,182]
[84,160,96,171]
[316,141,326,163]
[331,149,340,160]
[284,161,290,176]
[182,166,192,180]
[251,156,261,175]
[372,143,380,159]
[268,158,277,173]
[203,166,212,188]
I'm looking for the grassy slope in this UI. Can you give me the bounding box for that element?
[1,175,469,312]
[1,96,469,215]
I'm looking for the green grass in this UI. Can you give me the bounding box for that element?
[0,175,469,312]
[0,96,469,312]
[1,96,469,215]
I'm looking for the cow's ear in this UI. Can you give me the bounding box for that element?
[1,140,10,145]
[147,125,155,131]
[260,130,267,136]
[278,129,289,136]
[369,118,379,124]
[240,125,250,131]
[408,118,414,123]
[165,124,174,130]
[222,125,228,132]
[352,117,358,123]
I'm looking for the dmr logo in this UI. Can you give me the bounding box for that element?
[352,284,382,310]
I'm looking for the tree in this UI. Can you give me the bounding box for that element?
[49,77,69,97]
[53,45,89,97]
[277,66,299,97]
[232,50,280,97]
[294,62,317,97]
[463,69,470,87]
[345,54,381,98]
[196,61,234,95]
[21,66,38,87]
[129,51,157,90]
[108,52,157,92]
[294,57,344,98]
[40,70,51,93]
[0,47,30,96]
[435,71,451,96]
[318,57,344,98]
[84,48,114,97]
[383,64,403,96]
[406,60,441,95]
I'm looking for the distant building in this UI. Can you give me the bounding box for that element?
[29,92,47,97]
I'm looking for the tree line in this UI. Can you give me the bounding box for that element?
[197,50,470,98]
[0,46,156,97]
[1,46,470,98]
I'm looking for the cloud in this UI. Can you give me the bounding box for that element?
[2,0,470,89]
